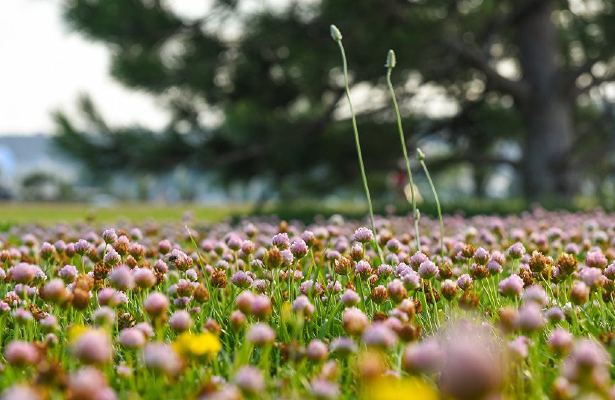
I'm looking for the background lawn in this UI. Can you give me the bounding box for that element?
[0,203,247,225]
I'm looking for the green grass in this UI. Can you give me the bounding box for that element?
[0,197,605,227]
[0,203,248,225]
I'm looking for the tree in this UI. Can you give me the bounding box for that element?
[56,0,615,201]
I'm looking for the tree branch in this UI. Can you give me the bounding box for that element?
[207,88,345,167]
[208,144,266,167]
[447,40,529,101]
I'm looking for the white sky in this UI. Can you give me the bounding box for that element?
[0,0,174,135]
[0,0,298,135]
[0,0,459,137]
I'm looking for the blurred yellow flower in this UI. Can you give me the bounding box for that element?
[280,301,292,322]
[68,324,89,342]
[173,332,221,357]
[360,377,438,400]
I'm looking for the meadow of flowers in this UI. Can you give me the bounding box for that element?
[0,209,613,399]
[0,24,613,400]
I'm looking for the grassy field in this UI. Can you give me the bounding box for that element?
[0,197,605,226]
[0,201,376,226]
[0,208,613,398]
[0,203,248,225]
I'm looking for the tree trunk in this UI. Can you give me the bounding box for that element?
[517,1,577,200]
[473,164,488,198]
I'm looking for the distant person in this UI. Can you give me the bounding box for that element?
[388,165,422,205]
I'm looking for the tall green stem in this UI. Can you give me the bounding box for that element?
[330,25,383,260]
[385,49,420,251]
[417,148,445,256]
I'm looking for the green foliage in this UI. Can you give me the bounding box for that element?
[55,0,615,199]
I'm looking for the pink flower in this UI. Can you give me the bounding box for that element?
[108,266,134,291]
[234,366,265,394]
[59,264,78,283]
[236,291,255,314]
[135,322,155,339]
[521,285,547,306]
[97,288,122,307]
[144,292,169,317]
[41,279,66,303]
[118,328,146,349]
[72,330,112,365]
[310,379,339,400]
[361,323,398,349]
[246,323,275,346]
[4,341,40,366]
[290,239,308,258]
[329,337,357,356]
[250,295,272,318]
[548,328,573,355]
[418,260,438,279]
[507,336,529,360]
[342,307,368,336]
[585,250,607,269]
[292,295,314,316]
[517,303,545,332]
[169,310,193,332]
[1,385,41,400]
[306,339,328,362]
[230,310,247,331]
[9,263,35,284]
[562,339,610,387]
[134,268,157,289]
[68,367,116,400]
[353,227,373,243]
[498,274,524,297]
[439,323,503,400]
[402,339,443,374]
[579,267,603,288]
[143,343,182,376]
[340,289,360,307]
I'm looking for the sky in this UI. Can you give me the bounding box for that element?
[0,0,303,135]
[0,0,458,137]
[0,0,179,135]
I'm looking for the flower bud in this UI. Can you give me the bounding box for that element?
[385,49,396,69]
[330,25,342,41]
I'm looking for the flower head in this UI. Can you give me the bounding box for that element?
[234,366,265,395]
[72,329,112,365]
[498,274,524,297]
[173,331,221,358]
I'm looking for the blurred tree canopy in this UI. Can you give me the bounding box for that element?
[55,0,615,201]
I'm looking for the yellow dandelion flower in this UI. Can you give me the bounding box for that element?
[360,377,438,400]
[174,332,221,357]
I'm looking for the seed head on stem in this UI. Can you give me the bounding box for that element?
[385,48,420,250]
[330,24,383,261]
